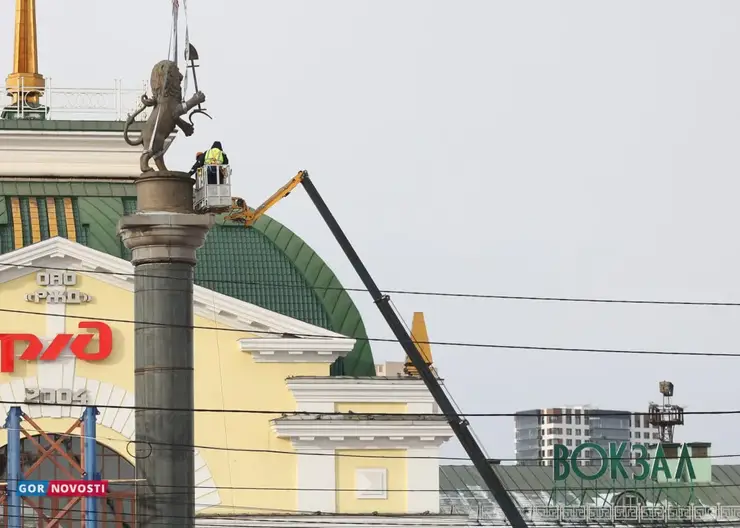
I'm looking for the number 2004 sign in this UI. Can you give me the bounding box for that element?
[25,388,89,405]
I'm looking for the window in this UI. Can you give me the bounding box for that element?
[575,416,582,425]
[566,415,572,424]
[547,439,553,445]
[585,429,590,436]
[547,428,553,434]
[576,440,582,445]
[635,432,640,439]
[575,429,581,435]
[0,435,136,524]
[566,428,572,435]
[664,446,678,461]
[547,449,553,457]
[566,439,573,446]
[355,468,388,499]
[615,492,644,509]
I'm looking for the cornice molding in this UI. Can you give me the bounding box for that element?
[0,129,176,178]
[285,377,435,403]
[239,338,354,363]
[272,417,453,445]
[196,515,468,527]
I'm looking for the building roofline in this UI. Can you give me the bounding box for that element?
[0,120,147,132]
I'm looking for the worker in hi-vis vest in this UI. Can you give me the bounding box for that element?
[204,141,229,184]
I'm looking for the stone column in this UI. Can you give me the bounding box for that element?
[118,171,214,527]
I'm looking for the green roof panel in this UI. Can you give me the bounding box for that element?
[0,181,374,376]
[439,463,740,522]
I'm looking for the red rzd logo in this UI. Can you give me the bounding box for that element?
[0,321,112,373]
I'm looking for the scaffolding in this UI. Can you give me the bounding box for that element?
[0,405,130,527]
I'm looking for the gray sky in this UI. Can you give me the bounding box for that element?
[4,0,740,462]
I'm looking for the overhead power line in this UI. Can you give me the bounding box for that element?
[30,423,740,463]
[77,481,740,493]
[8,503,717,528]
[11,262,740,307]
[4,484,740,528]
[0,506,513,528]
[6,398,740,419]
[2,306,739,358]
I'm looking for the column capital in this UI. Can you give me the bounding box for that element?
[117,213,214,265]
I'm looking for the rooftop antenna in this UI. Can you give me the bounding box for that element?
[648,380,684,443]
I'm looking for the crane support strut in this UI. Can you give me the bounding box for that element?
[288,170,529,528]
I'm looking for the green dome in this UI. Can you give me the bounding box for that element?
[0,181,374,376]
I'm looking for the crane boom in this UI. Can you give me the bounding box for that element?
[224,172,304,227]
[254,170,529,528]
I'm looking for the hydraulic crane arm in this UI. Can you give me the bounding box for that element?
[225,172,304,227]
[272,170,529,528]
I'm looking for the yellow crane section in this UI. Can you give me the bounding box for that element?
[225,171,305,227]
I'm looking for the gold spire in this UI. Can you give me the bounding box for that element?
[404,312,434,376]
[6,0,44,104]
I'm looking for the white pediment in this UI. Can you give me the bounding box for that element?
[0,237,355,355]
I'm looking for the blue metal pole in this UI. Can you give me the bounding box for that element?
[83,407,99,528]
[5,406,21,528]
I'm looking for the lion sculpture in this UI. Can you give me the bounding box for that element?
[123,60,206,173]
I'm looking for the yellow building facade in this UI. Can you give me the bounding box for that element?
[0,237,457,525]
[0,2,465,525]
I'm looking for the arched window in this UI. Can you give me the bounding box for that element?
[614,491,645,509]
[0,433,135,526]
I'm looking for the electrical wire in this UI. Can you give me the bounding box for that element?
[14,477,740,494]
[4,480,740,522]
[18,425,740,464]
[0,504,506,527]
[2,305,739,358]
[1,493,739,528]
[4,396,740,418]
[12,262,740,307]
[6,434,740,524]
[6,502,733,528]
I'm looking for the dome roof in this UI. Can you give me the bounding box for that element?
[0,184,374,376]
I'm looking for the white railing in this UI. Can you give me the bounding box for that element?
[1,79,152,121]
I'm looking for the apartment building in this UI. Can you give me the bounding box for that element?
[515,406,661,465]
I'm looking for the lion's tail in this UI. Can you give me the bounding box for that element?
[123,106,146,146]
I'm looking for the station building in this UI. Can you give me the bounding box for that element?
[0,2,462,526]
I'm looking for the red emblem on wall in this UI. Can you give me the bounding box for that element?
[0,321,113,373]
